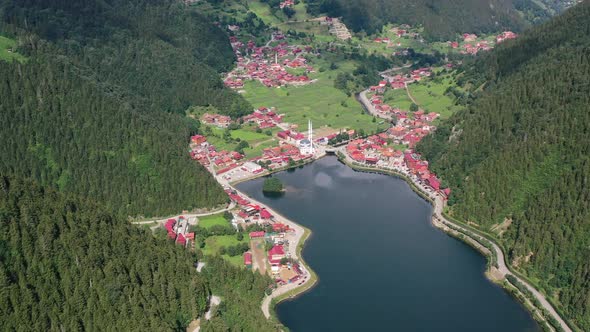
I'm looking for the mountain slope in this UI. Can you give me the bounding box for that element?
[0,176,209,331]
[0,0,254,216]
[0,176,278,331]
[305,0,528,40]
[417,3,590,329]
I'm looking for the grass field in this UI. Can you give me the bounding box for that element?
[383,88,414,111]
[406,73,463,119]
[247,0,284,26]
[230,128,269,141]
[383,70,463,120]
[0,36,26,63]
[202,234,251,267]
[242,59,386,133]
[198,213,229,229]
[205,124,279,158]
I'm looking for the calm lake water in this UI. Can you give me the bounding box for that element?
[236,156,540,332]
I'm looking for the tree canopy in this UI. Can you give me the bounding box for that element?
[417,3,590,329]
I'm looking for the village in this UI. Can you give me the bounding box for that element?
[223,31,316,89]
[146,6,520,320]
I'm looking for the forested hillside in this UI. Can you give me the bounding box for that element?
[304,0,527,39]
[0,176,208,330]
[417,3,590,329]
[0,0,254,216]
[0,176,278,331]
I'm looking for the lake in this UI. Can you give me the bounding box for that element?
[236,156,540,332]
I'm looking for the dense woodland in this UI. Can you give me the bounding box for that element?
[0,176,208,330]
[0,176,277,331]
[0,1,283,330]
[0,0,260,216]
[418,3,590,330]
[304,0,528,40]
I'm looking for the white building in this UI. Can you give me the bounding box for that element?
[299,119,315,155]
[243,161,263,173]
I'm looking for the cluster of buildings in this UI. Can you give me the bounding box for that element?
[448,31,517,54]
[247,227,303,285]
[224,35,315,88]
[404,151,451,197]
[344,139,450,196]
[189,119,316,180]
[496,31,518,43]
[164,216,195,247]
[201,113,231,128]
[224,188,304,284]
[369,68,432,94]
[242,107,284,129]
[462,41,492,55]
[189,134,244,171]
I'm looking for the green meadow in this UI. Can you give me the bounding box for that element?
[242,59,386,133]
[0,36,26,63]
[198,213,230,229]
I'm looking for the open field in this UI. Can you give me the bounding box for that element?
[198,213,229,229]
[242,60,387,133]
[247,0,284,26]
[230,128,270,141]
[204,124,279,157]
[383,88,414,111]
[0,36,26,62]
[406,73,463,119]
[202,234,251,267]
[222,254,245,267]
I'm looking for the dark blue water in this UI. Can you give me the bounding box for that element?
[237,157,540,332]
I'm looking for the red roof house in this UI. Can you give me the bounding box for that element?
[426,175,441,190]
[268,245,285,264]
[260,209,273,219]
[244,252,253,267]
[249,231,266,238]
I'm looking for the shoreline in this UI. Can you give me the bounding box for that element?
[334,154,573,332]
[224,152,571,331]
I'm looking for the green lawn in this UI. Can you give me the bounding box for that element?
[0,36,26,63]
[242,60,386,133]
[222,254,246,267]
[406,74,463,119]
[382,71,463,120]
[230,129,269,141]
[199,213,230,228]
[383,88,413,111]
[204,124,279,159]
[247,0,284,26]
[202,234,251,267]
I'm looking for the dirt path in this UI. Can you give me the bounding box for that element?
[405,84,419,105]
[250,238,268,275]
[252,138,275,148]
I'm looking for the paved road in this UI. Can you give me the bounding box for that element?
[431,195,571,332]
[130,203,235,225]
[215,173,316,319]
[358,89,393,120]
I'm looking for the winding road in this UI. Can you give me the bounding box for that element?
[130,202,235,225]
[335,142,572,332]
[431,195,571,332]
